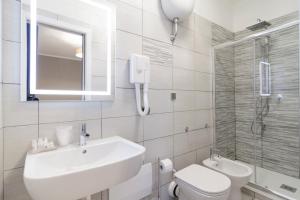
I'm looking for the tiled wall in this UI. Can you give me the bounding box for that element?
[1,0,214,200]
[215,12,300,178]
[212,24,236,159]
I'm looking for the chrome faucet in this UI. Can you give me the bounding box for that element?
[80,123,90,146]
[210,147,221,161]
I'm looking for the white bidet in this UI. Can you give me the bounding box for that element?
[203,157,252,200]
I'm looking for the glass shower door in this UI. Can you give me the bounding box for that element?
[214,20,300,200]
[253,24,300,195]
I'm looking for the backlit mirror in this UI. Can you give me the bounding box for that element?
[20,0,116,101]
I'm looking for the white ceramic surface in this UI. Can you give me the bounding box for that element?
[237,160,300,200]
[203,157,252,200]
[175,164,231,200]
[24,136,145,200]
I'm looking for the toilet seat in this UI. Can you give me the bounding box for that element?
[175,164,231,197]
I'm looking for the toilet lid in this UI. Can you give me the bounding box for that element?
[175,164,231,196]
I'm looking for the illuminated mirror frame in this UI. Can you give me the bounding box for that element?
[21,0,116,101]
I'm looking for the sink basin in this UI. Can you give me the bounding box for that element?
[24,136,146,200]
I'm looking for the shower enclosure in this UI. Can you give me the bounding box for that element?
[213,15,300,200]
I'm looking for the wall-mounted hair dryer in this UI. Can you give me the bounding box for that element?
[130,54,151,116]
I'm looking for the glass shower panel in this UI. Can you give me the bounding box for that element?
[214,45,236,160]
[254,24,300,182]
[214,40,257,164]
[213,20,300,200]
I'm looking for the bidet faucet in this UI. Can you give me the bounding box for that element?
[80,123,90,146]
[210,147,221,161]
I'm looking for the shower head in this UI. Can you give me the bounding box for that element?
[247,20,272,31]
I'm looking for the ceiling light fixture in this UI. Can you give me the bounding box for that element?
[75,47,83,58]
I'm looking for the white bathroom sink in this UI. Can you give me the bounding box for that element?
[24,136,146,200]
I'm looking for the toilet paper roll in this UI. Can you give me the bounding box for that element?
[168,181,179,198]
[160,159,173,174]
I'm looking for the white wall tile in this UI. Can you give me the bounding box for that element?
[116,30,142,60]
[143,11,171,44]
[116,59,133,89]
[39,101,101,124]
[3,84,38,127]
[174,26,194,50]
[194,52,212,73]
[173,47,195,70]
[173,69,195,90]
[149,65,172,90]
[2,0,20,42]
[119,0,142,9]
[144,136,173,163]
[102,116,143,142]
[196,92,212,109]
[4,168,31,200]
[142,38,173,68]
[4,125,38,170]
[148,90,173,114]
[174,129,211,156]
[144,113,173,140]
[174,151,197,171]
[0,172,3,200]
[174,90,197,111]
[174,132,195,156]
[2,41,20,84]
[196,146,210,164]
[39,120,101,146]
[142,0,161,16]
[174,110,202,134]
[195,15,212,39]
[194,35,212,56]
[0,85,3,129]
[195,109,212,129]
[181,13,195,31]
[102,88,137,118]
[0,129,3,171]
[195,72,212,91]
[116,1,142,35]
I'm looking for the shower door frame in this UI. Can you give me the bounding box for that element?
[212,20,300,200]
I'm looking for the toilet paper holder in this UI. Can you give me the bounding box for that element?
[157,157,177,199]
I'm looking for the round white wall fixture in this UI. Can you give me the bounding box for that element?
[161,0,195,21]
[160,0,195,43]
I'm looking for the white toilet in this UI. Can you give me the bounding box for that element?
[174,164,231,200]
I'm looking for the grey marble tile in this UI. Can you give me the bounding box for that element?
[215,107,235,125]
[234,41,255,64]
[235,92,255,108]
[215,91,235,108]
[235,11,299,40]
[215,75,235,92]
[215,48,235,77]
[212,23,234,46]
[215,122,236,159]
